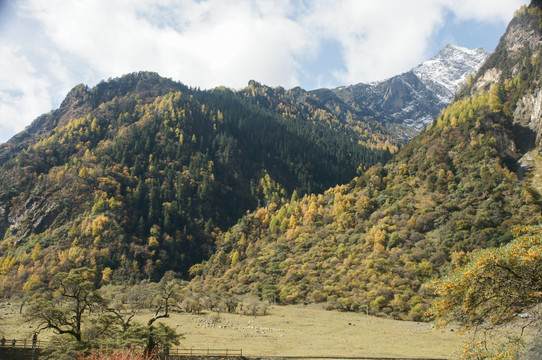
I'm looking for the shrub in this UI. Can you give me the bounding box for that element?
[80,347,156,360]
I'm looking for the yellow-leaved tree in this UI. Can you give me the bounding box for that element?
[429,226,542,359]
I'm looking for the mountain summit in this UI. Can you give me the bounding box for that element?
[412,44,490,103]
[327,44,490,139]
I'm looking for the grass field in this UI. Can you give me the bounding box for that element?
[1,302,467,359]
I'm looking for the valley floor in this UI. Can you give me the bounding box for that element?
[2,302,466,358]
[138,305,464,358]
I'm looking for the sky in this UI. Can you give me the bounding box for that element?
[0,0,529,143]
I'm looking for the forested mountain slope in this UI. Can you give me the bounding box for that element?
[0,73,391,292]
[189,3,542,320]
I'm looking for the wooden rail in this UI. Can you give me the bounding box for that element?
[168,347,243,356]
[165,350,447,360]
[0,339,47,349]
[243,357,448,360]
[0,340,448,360]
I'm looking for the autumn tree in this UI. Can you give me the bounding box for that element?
[488,83,505,113]
[429,226,542,359]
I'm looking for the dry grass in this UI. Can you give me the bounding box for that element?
[139,304,465,358]
[1,302,467,358]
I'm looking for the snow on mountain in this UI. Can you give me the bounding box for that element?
[412,44,491,104]
[328,44,490,140]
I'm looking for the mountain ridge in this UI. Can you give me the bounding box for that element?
[0,71,395,292]
[325,44,490,140]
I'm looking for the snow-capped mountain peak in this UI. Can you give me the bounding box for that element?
[413,44,491,103]
[328,44,490,140]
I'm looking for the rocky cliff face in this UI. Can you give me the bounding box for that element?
[458,0,542,193]
[472,2,542,145]
[515,89,542,143]
[328,45,490,140]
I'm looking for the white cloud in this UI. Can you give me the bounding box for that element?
[300,0,448,83]
[298,0,528,84]
[445,0,527,23]
[0,43,54,142]
[16,0,530,88]
[0,0,529,142]
[21,0,312,89]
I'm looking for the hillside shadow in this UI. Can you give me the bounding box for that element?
[514,123,537,154]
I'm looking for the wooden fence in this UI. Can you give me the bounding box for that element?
[243,357,448,360]
[0,340,448,360]
[168,347,243,356]
[0,339,47,349]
